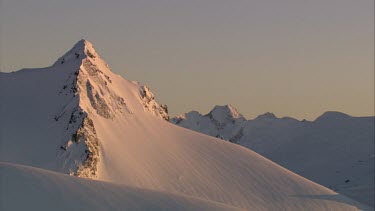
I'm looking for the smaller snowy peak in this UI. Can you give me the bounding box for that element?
[207,105,246,124]
[314,111,351,122]
[254,112,277,121]
[180,110,203,120]
[53,39,99,66]
[171,111,202,124]
[185,110,203,118]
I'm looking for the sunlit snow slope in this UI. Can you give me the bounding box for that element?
[0,40,370,210]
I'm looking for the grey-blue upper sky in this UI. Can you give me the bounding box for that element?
[1,0,374,119]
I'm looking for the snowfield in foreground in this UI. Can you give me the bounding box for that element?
[0,40,372,210]
[0,162,241,211]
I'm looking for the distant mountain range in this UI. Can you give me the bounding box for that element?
[172,105,375,207]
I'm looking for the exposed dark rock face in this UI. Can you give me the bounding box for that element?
[139,85,169,121]
[86,80,112,119]
[74,117,100,178]
[81,59,127,119]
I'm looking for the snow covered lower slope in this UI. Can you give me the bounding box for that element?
[172,105,375,207]
[0,40,371,210]
[0,162,241,211]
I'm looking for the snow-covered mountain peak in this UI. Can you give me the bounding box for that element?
[170,111,202,124]
[181,111,203,119]
[254,112,277,120]
[207,105,246,123]
[51,39,168,121]
[53,39,101,67]
[185,110,203,119]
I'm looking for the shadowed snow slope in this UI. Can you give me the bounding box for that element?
[172,106,375,208]
[0,162,241,211]
[0,40,370,210]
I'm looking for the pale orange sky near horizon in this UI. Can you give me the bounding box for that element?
[1,0,374,120]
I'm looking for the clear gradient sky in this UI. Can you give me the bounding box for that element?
[1,0,374,120]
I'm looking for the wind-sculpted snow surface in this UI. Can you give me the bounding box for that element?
[172,106,375,208]
[0,40,371,210]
